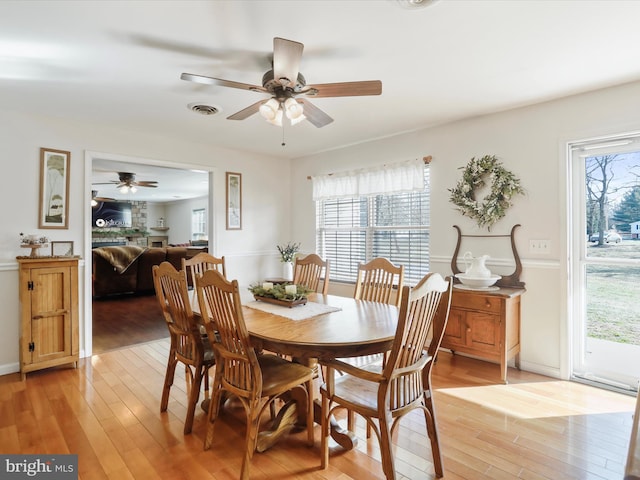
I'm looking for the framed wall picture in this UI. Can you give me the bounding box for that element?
[226,172,242,230]
[39,147,70,229]
[51,241,74,257]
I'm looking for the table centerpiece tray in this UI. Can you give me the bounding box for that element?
[253,295,308,308]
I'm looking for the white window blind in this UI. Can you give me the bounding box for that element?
[316,165,430,285]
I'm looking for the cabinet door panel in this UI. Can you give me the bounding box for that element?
[32,315,68,361]
[442,309,466,348]
[31,267,72,363]
[467,312,500,353]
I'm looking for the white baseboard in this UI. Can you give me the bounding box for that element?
[439,348,562,380]
[0,362,20,377]
[518,361,562,380]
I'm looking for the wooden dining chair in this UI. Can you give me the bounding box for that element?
[195,269,315,480]
[152,261,215,434]
[320,272,452,480]
[292,253,330,295]
[182,252,226,288]
[353,257,404,307]
[345,257,405,432]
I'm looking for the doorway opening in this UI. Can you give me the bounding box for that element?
[85,151,214,356]
[569,133,640,393]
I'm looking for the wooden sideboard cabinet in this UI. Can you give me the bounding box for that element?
[441,286,524,383]
[18,257,79,380]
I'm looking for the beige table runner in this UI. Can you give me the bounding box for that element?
[244,300,341,321]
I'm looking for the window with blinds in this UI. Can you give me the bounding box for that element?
[191,208,206,240]
[316,166,430,285]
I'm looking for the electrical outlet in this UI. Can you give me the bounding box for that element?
[529,239,550,254]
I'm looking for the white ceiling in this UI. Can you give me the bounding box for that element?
[4,0,640,200]
[91,159,209,203]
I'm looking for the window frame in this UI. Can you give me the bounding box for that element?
[191,208,206,241]
[315,165,430,286]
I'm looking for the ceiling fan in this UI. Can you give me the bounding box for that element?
[180,37,382,128]
[93,172,158,193]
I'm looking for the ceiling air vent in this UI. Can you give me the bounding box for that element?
[188,103,220,116]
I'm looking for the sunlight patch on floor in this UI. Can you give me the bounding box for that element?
[436,380,635,419]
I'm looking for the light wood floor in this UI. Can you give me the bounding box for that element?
[1,341,635,480]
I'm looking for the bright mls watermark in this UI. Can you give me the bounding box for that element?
[0,455,77,479]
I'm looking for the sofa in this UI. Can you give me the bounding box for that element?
[92,245,207,297]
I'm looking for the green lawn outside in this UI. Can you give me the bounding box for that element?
[586,240,640,345]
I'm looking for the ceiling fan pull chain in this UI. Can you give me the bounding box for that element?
[282,121,286,147]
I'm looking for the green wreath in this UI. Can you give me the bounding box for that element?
[448,155,524,229]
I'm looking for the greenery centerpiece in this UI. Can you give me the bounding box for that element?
[249,282,312,302]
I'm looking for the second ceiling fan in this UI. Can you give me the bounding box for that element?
[94,172,158,193]
[181,37,382,128]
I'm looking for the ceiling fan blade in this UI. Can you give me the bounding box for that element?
[92,182,118,185]
[272,37,303,89]
[298,99,334,128]
[227,100,266,120]
[91,190,115,202]
[125,34,272,71]
[303,80,382,98]
[135,182,158,187]
[181,73,267,93]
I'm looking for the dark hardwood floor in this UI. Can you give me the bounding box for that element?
[92,293,168,354]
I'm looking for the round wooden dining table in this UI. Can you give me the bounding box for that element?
[242,293,399,361]
[241,293,399,452]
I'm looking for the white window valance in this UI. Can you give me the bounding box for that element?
[311,158,425,201]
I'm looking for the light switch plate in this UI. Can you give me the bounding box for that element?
[529,239,550,254]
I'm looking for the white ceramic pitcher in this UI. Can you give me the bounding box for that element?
[463,251,491,278]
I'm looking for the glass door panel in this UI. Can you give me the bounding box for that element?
[571,137,640,392]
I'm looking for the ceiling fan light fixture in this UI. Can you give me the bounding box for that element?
[119,185,129,194]
[267,108,283,127]
[290,113,306,126]
[284,97,304,120]
[259,98,280,121]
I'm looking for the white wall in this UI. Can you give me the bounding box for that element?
[291,80,640,380]
[164,196,207,245]
[146,202,167,235]
[0,110,290,373]
[4,80,640,378]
